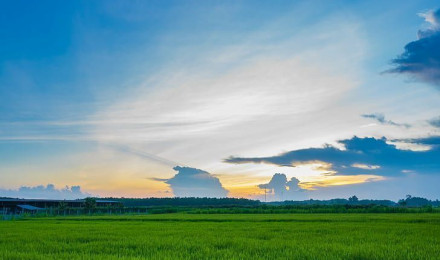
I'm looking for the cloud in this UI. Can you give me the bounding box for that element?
[0,5,370,199]
[351,163,380,170]
[361,113,410,128]
[258,173,306,201]
[107,144,181,167]
[387,8,440,87]
[155,166,228,198]
[400,135,440,146]
[225,136,440,176]
[0,184,91,199]
[428,116,440,128]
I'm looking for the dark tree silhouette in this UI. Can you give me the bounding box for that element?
[84,197,96,211]
[348,196,359,203]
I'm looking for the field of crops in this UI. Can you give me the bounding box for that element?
[1,213,439,259]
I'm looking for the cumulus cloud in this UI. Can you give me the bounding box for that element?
[0,184,91,199]
[387,8,440,87]
[258,173,306,201]
[225,136,440,176]
[157,166,228,198]
[362,113,410,128]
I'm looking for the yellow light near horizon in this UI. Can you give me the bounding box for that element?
[227,185,265,199]
[217,161,385,194]
[299,175,386,190]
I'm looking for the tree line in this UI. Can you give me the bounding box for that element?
[101,195,440,208]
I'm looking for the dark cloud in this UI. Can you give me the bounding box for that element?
[428,116,440,128]
[387,9,440,87]
[225,136,440,176]
[0,184,90,199]
[362,113,411,128]
[399,135,440,146]
[158,166,228,198]
[258,173,306,201]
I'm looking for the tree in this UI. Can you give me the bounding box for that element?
[398,199,407,207]
[57,201,67,210]
[84,197,96,212]
[348,196,359,203]
[58,201,67,216]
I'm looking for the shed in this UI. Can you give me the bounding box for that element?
[17,205,46,212]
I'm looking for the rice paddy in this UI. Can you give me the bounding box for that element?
[1,213,439,259]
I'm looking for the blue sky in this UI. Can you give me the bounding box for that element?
[1,0,439,200]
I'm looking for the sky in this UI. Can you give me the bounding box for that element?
[1,0,440,201]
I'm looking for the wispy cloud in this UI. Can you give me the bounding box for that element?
[361,113,411,128]
[107,144,182,167]
[0,4,373,199]
[1,8,366,148]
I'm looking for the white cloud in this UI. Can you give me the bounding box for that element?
[351,164,381,170]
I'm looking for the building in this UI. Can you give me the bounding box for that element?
[0,199,120,214]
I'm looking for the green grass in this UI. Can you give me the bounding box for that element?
[1,214,439,259]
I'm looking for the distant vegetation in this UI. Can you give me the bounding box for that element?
[92,195,440,215]
[2,196,439,218]
[268,195,440,207]
[397,195,440,207]
[107,197,260,207]
[103,195,440,207]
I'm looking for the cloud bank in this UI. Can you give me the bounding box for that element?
[225,136,440,176]
[0,184,91,199]
[258,173,306,201]
[388,8,440,87]
[158,166,228,198]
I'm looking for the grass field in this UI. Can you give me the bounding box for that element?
[1,214,439,259]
